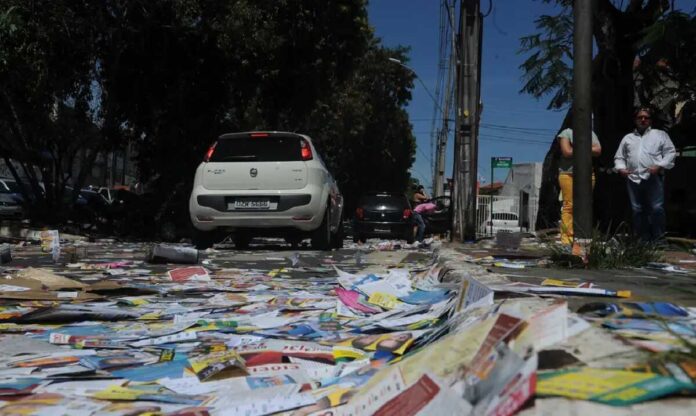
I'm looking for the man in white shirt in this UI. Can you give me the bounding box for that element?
[614,107,676,241]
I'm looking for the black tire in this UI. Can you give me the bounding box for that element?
[159,221,178,242]
[405,229,415,244]
[311,207,331,250]
[192,229,218,250]
[233,233,252,249]
[331,219,344,249]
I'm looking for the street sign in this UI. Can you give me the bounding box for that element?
[489,157,513,235]
[492,157,512,168]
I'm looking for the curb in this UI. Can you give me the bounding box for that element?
[0,223,88,243]
[436,244,511,286]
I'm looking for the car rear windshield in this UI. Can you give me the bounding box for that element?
[1,181,20,193]
[358,194,409,209]
[210,136,304,162]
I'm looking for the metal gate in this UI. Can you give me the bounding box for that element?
[476,195,538,237]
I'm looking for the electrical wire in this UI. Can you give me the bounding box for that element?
[414,131,553,146]
[482,0,493,17]
[409,118,556,133]
[479,134,552,145]
[481,123,556,132]
[417,145,434,166]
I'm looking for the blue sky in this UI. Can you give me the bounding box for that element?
[368,0,565,190]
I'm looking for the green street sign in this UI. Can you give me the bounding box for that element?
[492,157,512,168]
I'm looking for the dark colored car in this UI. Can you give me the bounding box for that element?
[353,192,414,243]
[422,195,452,236]
[109,187,192,242]
[0,193,24,219]
[71,188,112,232]
[0,177,24,204]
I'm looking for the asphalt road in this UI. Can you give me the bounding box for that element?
[4,237,435,280]
[7,234,695,309]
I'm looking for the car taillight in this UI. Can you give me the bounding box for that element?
[355,207,364,220]
[403,209,412,219]
[204,142,217,162]
[300,139,313,160]
[250,132,269,138]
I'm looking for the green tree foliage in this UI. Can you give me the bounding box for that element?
[638,11,696,101]
[0,0,418,223]
[0,1,108,216]
[519,8,573,110]
[303,43,417,212]
[520,0,696,230]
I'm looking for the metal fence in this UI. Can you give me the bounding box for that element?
[476,195,539,237]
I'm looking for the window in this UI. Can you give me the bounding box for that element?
[210,137,305,162]
[359,194,410,210]
[1,180,21,193]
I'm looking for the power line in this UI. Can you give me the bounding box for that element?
[416,145,433,166]
[482,0,493,17]
[415,129,553,145]
[410,118,556,133]
[481,123,556,132]
[479,135,552,146]
[481,128,552,138]
[410,166,432,186]
[415,129,552,143]
[483,106,564,116]
[478,133,551,143]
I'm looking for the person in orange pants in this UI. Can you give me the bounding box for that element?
[557,128,601,245]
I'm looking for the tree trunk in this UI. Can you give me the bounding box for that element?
[592,0,668,232]
[535,0,669,233]
[535,110,572,230]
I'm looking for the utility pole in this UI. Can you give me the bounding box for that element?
[433,129,445,196]
[433,1,457,198]
[433,126,449,197]
[452,0,482,241]
[572,0,593,247]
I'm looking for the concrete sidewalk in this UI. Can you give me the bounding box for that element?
[441,240,696,307]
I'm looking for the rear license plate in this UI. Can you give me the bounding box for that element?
[228,199,276,210]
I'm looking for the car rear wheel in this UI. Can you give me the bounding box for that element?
[233,232,252,249]
[159,221,178,242]
[353,234,366,243]
[331,219,344,249]
[311,207,331,250]
[192,229,218,250]
[405,229,415,244]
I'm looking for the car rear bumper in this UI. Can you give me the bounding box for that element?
[353,220,411,239]
[189,188,323,232]
[0,206,24,219]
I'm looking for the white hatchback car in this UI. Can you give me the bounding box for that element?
[483,212,521,234]
[189,131,344,250]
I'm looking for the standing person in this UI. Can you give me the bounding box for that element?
[557,127,602,245]
[412,185,429,206]
[410,185,429,242]
[614,107,676,241]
